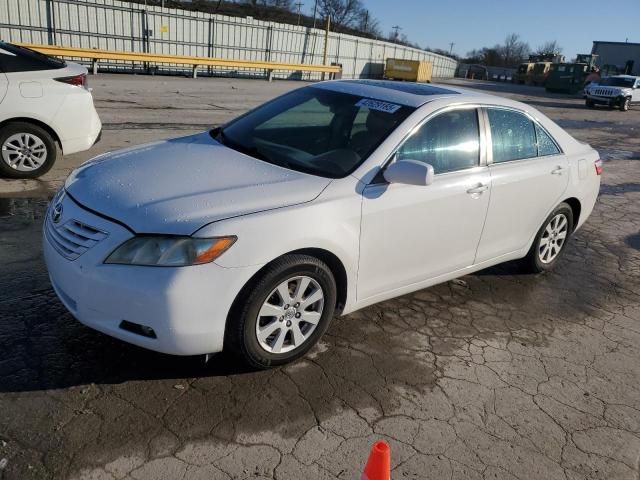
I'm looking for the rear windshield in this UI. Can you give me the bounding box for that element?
[0,42,66,73]
[600,77,635,87]
[214,87,415,178]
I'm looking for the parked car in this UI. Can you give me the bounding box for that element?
[0,42,101,178]
[584,75,640,111]
[44,80,602,368]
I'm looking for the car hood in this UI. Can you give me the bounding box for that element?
[65,132,331,235]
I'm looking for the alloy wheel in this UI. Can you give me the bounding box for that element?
[538,213,568,264]
[255,276,324,354]
[1,133,48,172]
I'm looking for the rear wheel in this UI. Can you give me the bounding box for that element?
[0,122,57,178]
[226,254,337,369]
[620,97,631,112]
[523,203,574,273]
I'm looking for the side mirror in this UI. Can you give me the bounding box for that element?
[383,160,435,186]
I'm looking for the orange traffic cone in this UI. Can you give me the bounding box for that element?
[361,440,391,480]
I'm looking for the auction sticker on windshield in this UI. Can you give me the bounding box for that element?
[356,98,402,113]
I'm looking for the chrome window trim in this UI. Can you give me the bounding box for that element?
[482,105,564,166]
[372,103,487,184]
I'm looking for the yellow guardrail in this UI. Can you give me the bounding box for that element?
[18,43,341,78]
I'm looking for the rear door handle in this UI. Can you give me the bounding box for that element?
[551,166,565,175]
[466,184,489,194]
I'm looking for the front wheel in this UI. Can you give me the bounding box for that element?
[523,203,574,273]
[0,122,57,178]
[226,254,337,369]
[620,97,631,112]
[585,99,595,109]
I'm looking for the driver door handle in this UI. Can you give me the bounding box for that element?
[466,184,489,194]
[551,166,565,175]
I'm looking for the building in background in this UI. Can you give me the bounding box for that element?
[591,41,640,75]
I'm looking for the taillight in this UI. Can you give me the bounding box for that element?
[594,158,603,175]
[54,74,87,88]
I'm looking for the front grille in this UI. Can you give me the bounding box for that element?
[592,88,617,97]
[45,216,108,260]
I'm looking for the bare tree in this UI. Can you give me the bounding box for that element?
[535,40,562,56]
[355,8,381,37]
[242,0,294,9]
[500,33,530,66]
[318,0,363,28]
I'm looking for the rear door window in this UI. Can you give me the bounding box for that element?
[487,108,537,163]
[0,43,66,73]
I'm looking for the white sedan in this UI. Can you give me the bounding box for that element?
[0,42,101,178]
[44,80,601,368]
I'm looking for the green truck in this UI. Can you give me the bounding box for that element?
[545,54,599,93]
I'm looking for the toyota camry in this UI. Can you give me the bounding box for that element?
[44,80,601,368]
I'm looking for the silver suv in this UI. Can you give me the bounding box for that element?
[584,75,640,111]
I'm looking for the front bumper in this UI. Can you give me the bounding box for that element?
[585,94,624,106]
[43,193,261,355]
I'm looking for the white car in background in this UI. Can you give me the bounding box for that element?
[0,42,101,178]
[44,80,601,368]
[584,75,640,111]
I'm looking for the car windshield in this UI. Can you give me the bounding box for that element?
[213,87,415,178]
[600,77,635,87]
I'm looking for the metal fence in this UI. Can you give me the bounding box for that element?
[0,0,458,80]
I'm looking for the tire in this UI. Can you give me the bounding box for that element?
[225,254,337,369]
[585,99,595,109]
[522,203,574,273]
[0,122,57,178]
[620,97,631,112]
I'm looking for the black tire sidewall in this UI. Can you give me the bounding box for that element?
[0,122,57,178]
[231,255,337,369]
[528,203,574,272]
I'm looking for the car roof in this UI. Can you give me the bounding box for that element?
[312,79,479,108]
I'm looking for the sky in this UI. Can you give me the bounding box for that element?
[307,0,640,60]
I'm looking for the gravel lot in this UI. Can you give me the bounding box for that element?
[1,75,639,480]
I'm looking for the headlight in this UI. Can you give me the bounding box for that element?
[105,236,236,266]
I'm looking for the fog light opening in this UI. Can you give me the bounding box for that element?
[119,320,157,339]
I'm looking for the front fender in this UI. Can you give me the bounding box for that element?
[194,178,362,312]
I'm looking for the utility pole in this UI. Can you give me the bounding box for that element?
[391,25,401,42]
[362,9,368,33]
[312,0,318,28]
[321,15,330,80]
[448,42,455,55]
[295,2,303,25]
